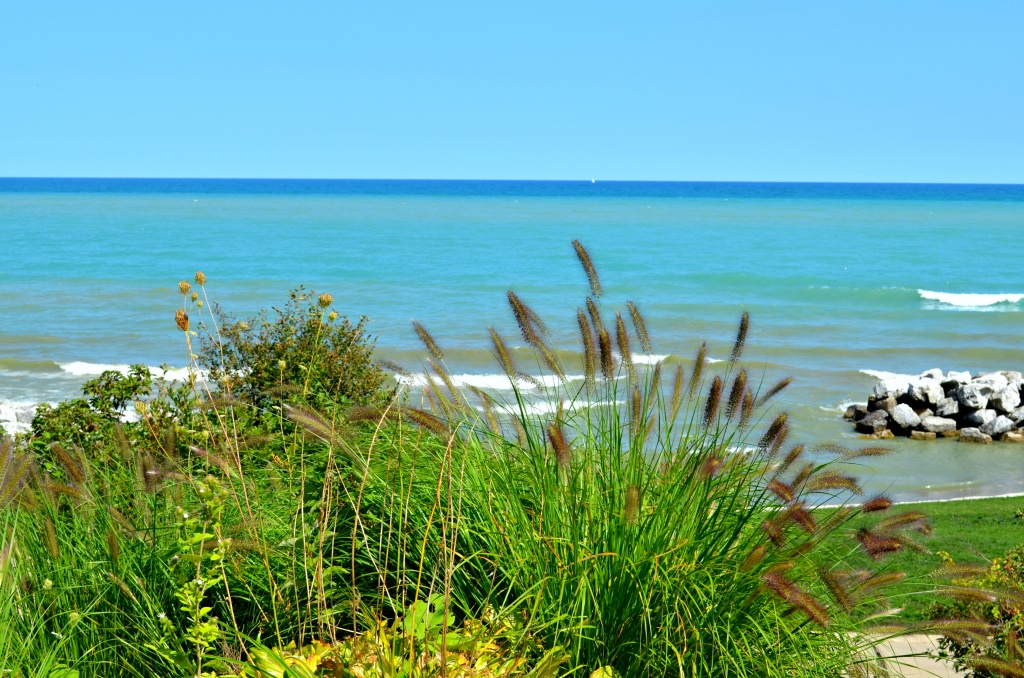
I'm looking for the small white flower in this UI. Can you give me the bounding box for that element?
[182,512,190,519]
[157,612,166,620]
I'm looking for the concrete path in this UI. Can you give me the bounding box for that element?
[865,634,964,677]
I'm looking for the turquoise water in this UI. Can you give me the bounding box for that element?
[3,179,1024,500]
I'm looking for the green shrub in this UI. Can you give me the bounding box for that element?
[933,544,1024,676]
[315,242,939,677]
[199,287,393,409]
[30,365,152,450]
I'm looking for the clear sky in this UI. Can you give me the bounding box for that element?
[2,2,1021,182]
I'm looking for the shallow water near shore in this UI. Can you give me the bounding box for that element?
[2,178,1024,501]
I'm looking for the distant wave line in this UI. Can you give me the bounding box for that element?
[918,289,1024,308]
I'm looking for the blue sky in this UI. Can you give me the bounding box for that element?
[2,2,1021,182]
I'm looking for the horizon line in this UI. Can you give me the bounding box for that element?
[2,176,1024,187]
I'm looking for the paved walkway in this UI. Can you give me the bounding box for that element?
[865,635,964,677]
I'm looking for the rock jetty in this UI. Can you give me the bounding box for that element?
[845,370,1024,444]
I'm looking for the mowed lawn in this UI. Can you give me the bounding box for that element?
[816,495,1024,621]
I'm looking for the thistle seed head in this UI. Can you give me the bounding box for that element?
[318,292,333,308]
[178,280,191,295]
[175,309,189,332]
[194,271,206,285]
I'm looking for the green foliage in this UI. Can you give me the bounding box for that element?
[333,245,939,677]
[932,544,1024,676]
[246,597,563,678]
[5,259,1000,678]
[149,476,236,678]
[199,288,393,409]
[29,365,152,453]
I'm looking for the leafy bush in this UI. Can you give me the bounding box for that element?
[199,287,393,409]
[933,544,1024,676]
[30,365,152,452]
[319,242,942,677]
[247,595,564,678]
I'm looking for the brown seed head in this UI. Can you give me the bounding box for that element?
[860,495,892,513]
[703,376,723,428]
[548,423,572,473]
[175,309,189,332]
[178,280,191,295]
[194,271,206,285]
[624,484,641,524]
[755,377,793,409]
[598,327,615,380]
[740,390,755,428]
[616,313,636,384]
[318,292,333,308]
[730,311,750,364]
[726,370,747,419]
[412,321,444,362]
[626,301,652,354]
[577,309,597,390]
[572,240,602,297]
[687,342,706,399]
[489,327,517,378]
[586,297,605,334]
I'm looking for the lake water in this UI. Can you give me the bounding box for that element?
[2,178,1023,501]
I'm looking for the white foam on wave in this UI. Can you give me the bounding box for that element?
[395,372,585,391]
[819,400,860,414]
[707,357,725,364]
[59,362,205,381]
[918,290,1024,308]
[633,353,670,365]
[487,400,624,416]
[859,369,919,382]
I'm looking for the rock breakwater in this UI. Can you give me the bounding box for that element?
[846,370,1024,444]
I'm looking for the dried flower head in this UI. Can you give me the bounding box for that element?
[194,271,206,285]
[318,292,333,308]
[328,310,338,322]
[178,280,191,295]
[175,309,189,332]
[190,292,198,302]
